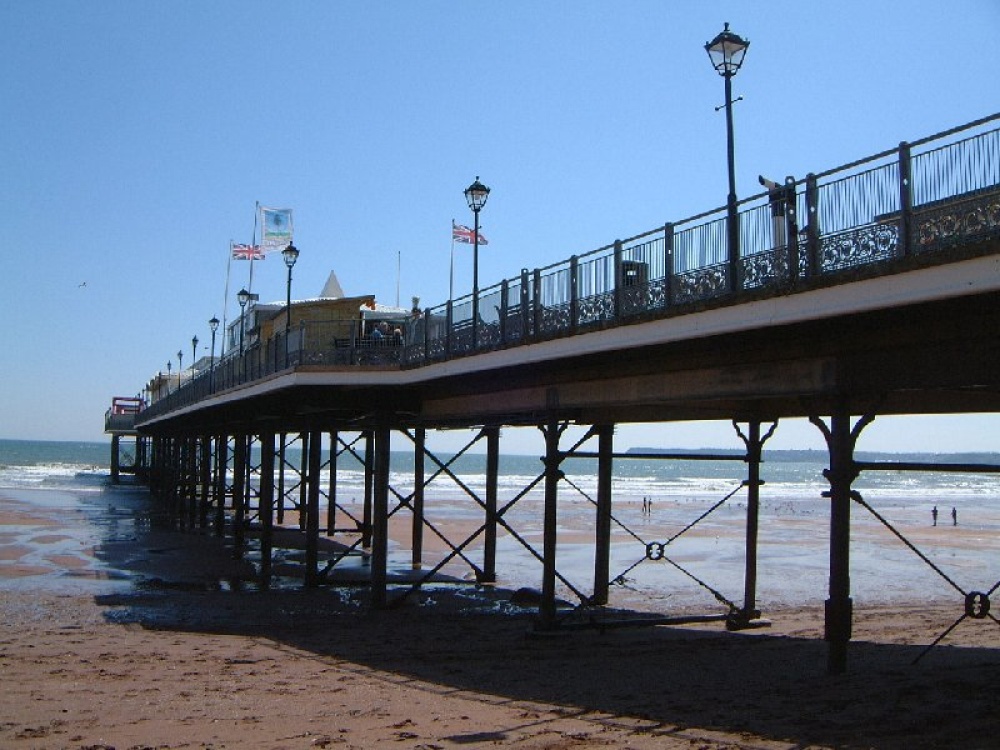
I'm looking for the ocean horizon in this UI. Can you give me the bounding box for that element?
[2,436,997,613]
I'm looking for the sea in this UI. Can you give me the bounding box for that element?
[1,438,998,612]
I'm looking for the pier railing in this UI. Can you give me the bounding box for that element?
[138,114,1000,424]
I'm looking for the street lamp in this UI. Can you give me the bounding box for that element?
[166,360,172,394]
[191,335,199,370]
[282,242,299,365]
[464,176,490,348]
[237,288,251,355]
[705,22,749,290]
[209,316,220,390]
[177,349,183,390]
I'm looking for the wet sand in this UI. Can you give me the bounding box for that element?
[0,484,998,749]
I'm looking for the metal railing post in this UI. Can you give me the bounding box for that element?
[519,268,530,338]
[423,306,431,361]
[613,240,623,319]
[664,223,674,307]
[805,172,820,278]
[445,300,453,357]
[532,268,542,339]
[569,255,579,333]
[784,178,800,283]
[898,141,913,257]
[499,279,509,343]
[298,319,305,366]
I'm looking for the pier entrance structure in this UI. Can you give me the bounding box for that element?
[104,396,146,483]
[130,115,1000,674]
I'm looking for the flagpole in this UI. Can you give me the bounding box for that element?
[222,241,233,349]
[449,219,455,302]
[248,202,260,295]
[396,250,401,308]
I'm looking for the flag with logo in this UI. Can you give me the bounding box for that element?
[261,207,293,252]
[452,220,488,245]
[231,242,264,260]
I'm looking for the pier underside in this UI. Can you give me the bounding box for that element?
[134,285,1000,675]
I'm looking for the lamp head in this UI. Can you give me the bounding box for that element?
[705,22,749,77]
[464,177,490,212]
[282,242,299,269]
[237,288,251,308]
[209,316,220,333]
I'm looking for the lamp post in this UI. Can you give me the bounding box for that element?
[705,22,749,290]
[191,335,198,371]
[282,241,299,365]
[464,176,490,348]
[237,288,251,355]
[166,361,172,394]
[209,316,219,391]
[177,350,183,390]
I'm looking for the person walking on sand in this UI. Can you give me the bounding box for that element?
[932,506,938,526]
[952,507,957,526]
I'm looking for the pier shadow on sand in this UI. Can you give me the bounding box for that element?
[87,483,1000,750]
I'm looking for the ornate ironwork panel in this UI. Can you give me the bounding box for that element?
[739,248,791,290]
[539,303,571,336]
[353,346,401,366]
[818,222,899,273]
[426,335,448,361]
[401,345,425,366]
[912,189,1000,254]
[504,309,524,343]
[477,321,502,349]
[621,278,668,316]
[671,264,729,304]
[450,325,474,355]
[577,291,615,326]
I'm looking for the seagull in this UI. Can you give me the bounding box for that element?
[78,281,87,288]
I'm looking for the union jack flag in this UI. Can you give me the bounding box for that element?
[452,221,488,245]
[231,242,264,260]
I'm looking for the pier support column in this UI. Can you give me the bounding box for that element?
[175,437,186,527]
[731,420,777,629]
[370,425,391,607]
[149,437,162,498]
[305,429,322,587]
[483,426,500,583]
[199,435,212,529]
[592,424,614,605]
[327,430,339,535]
[168,438,182,522]
[411,428,425,569]
[259,431,275,587]
[539,419,566,629]
[186,435,198,530]
[136,435,148,481]
[232,433,247,559]
[298,432,309,531]
[277,433,287,525]
[362,430,375,549]
[110,435,121,484]
[213,435,228,536]
[811,410,872,674]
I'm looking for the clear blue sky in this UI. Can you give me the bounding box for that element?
[2,1,998,454]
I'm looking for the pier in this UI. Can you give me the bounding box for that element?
[108,114,1000,674]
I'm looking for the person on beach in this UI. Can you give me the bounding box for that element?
[951,507,957,526]
[932,506,938,526]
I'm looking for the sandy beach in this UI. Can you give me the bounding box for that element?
[1,484,998,749]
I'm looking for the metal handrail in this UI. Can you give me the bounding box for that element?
[137,113,1000,425]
